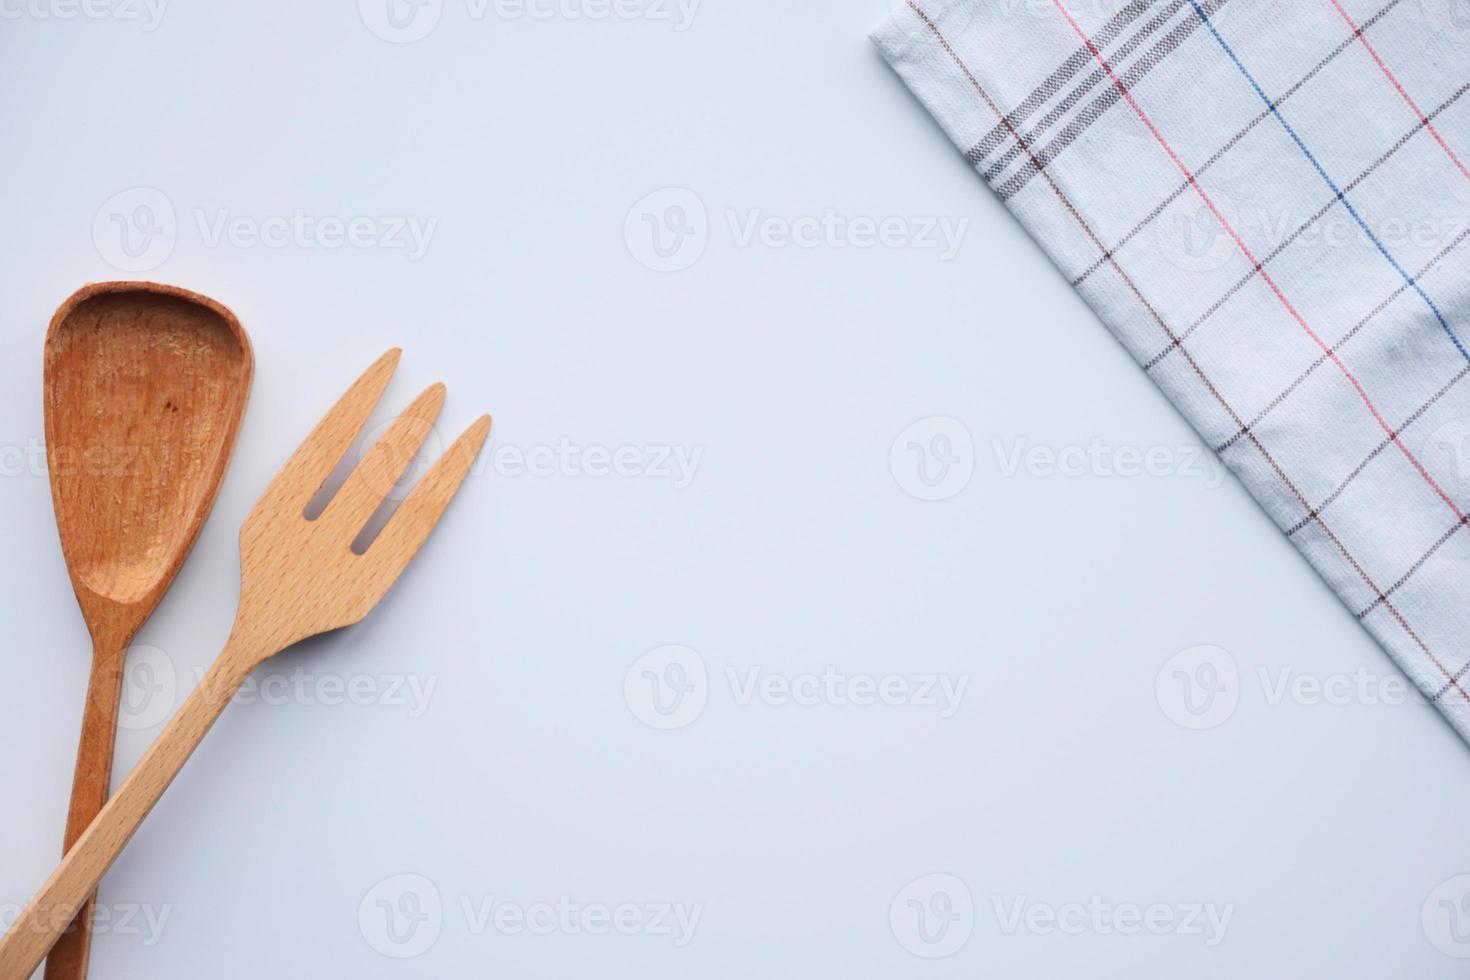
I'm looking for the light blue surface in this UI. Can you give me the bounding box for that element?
[1,0,1468,976]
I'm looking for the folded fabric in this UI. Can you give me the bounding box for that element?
[874,0,1470,740]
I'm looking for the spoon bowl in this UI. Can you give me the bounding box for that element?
[42,281,252,980]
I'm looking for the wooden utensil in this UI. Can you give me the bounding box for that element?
[42,281,252,980]
[0,349,490,979]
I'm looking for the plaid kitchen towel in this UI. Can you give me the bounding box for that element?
[873,0,1470,739]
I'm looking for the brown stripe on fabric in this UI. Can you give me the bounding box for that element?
[1283,365,1470,537]
[1428,553,1470,698]
[901,0,1470,703]
[970,0,1196,174]
[967,0,1159,165]
[1142,78,1470,371]
[1216,226,1470,454]
[990,0,1230,201]
[1358,514,1468,621]
[1070,0,1406,288]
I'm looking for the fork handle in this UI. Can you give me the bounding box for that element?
[0,641,255,980]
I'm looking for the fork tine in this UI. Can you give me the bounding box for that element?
[259,349,401,511]
[321,382,445,530]
[364,414,491,575]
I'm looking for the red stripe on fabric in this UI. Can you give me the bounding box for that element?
[1048,0,1470,528]
[901,0,1470,703]
[1327,0,1470,183]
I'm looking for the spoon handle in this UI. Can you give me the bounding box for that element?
[0,640,255,980]
[44,643,127,980]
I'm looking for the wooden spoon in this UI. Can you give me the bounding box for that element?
[41,281,252,980]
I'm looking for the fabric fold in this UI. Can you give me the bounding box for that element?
[875,0,1470,741]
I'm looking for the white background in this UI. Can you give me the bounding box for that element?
[3,0,1470,976]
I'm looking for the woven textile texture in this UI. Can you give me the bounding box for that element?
[874,0,1470,740]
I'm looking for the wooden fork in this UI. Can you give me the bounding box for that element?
[0,349,490,979]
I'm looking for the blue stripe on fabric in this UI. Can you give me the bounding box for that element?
[1183,0,1470,363]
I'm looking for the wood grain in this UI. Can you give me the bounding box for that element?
[42,281,252,980]
[0,350,490,980]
